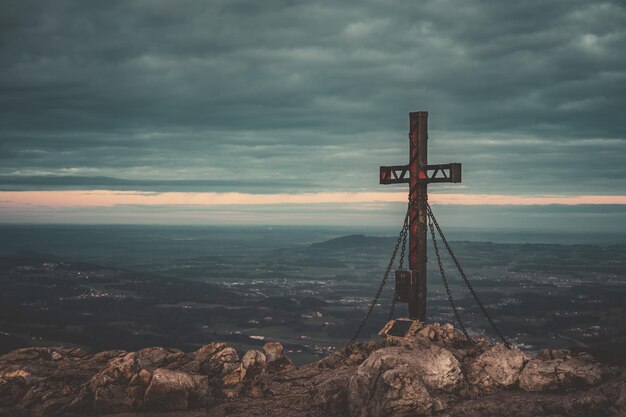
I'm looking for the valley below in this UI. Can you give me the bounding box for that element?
[0,226,624,366]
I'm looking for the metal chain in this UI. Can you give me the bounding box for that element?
[345,206,410,351]
[388,213,409,321]
[426,202,511,348]
[428,212,473,343]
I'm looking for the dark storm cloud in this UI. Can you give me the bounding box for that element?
[1,0,625,194]
[0,175,317,192]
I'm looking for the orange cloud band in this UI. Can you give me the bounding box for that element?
[1,190,625,208]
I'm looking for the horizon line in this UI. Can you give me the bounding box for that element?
[1,190,626,208]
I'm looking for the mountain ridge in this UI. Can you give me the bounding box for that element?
[0,321,624,417]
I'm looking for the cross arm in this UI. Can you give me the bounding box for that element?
[380,163,462,184]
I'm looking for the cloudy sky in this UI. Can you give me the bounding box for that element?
[1,0,625,229]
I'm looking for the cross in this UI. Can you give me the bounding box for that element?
[379,111,462,321]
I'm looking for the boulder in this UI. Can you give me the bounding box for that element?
[194,342,229,373]
[86,352,146,413]
[465,345,529,394]
[348,358,432,417]
[136,347,193,372]
[142,368,209,411]
[240,350,266,381]
[195,344,240,380]
[263,342,293,373]
[408,343,463,393]
[313,373,351,416]
[518,358,558,392]
[0,369,31,406]
[318,342,382,370]
[193,343,241,398]
[519,356,603,392]
[347,345,462,417]
[239,350,267,398]
[18,380,82,417]
[0,347,124,416]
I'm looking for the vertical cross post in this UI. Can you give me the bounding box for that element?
[409,111,428,320]
[379,111,461,322]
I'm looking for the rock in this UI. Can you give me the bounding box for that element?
[195,344,240,380]
[348,356,432,417]
[240,350,266,381]
[215,348,242,388]
[555,356,603,387]
[519,356,603,392]
[17,379,81,417]
[313,373,351,416]
[614,373,626,412]
[263,342,293,373]
[381,320,473,350]
[0,369,31,406]
[194,342,229,372]
[465,345,529,394]
[0,323,624,417]
[143,368,209,411]
[518,358,558,392]
[137,369,152,386]
[239,350,267,398]
[0,347,119,417]
[408,343,463,392]
[318,342,382,370]
[347,345,462,417]
[86,352,145,413]
[193,343,242,398]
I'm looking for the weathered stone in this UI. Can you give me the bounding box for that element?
[555,356,603,387]
[142,368,209,411]
[381,320,473,350]
[87,352,145,413]
[409,343,463,392]
[216,348,242,389]
[195,344,240,379]
[194,342,228,373]
[313,373,350,416]
[240,350,266,381]
[137,347,193,373]
[0,323,624,417]
[137,369,152,386]
[347,345,462,417]
[318,342,382,370]
[518,358,558,391]
[17,379,82,417]
[519,356,603,392]
[348,355,432,417]
[465,345,529,394]
[537,348,572,361]
[263,341,293,373]
[0,369,31,406]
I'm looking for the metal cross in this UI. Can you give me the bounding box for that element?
[379,111,462,321]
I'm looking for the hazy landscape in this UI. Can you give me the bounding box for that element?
[1,224,624,365]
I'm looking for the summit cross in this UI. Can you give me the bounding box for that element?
[379,111,462,321]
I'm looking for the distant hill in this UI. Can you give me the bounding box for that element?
[309,234,394,252]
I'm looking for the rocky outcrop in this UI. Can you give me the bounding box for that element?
[465,344,529,393]
[0,341,271,416]
[263,341,293,373]
[143,368,208,411]
[347,343,462,417]
[0,321,623,417]
[519,350,604,392]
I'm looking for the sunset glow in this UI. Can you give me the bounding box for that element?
[2,190,625,209]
